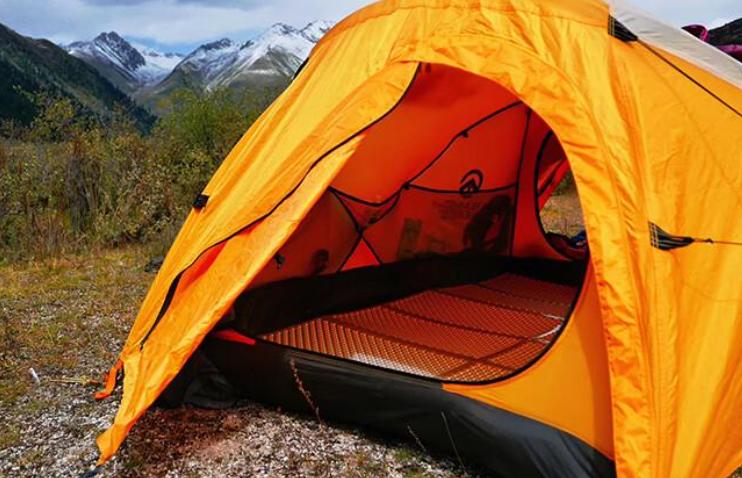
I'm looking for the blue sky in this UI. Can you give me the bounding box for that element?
[0,0,739,54]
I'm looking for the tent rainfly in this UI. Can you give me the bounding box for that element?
[91,1,742,477]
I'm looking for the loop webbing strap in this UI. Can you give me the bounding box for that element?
[649,222,742,250]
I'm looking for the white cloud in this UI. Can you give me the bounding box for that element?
[709,17,734,29]
[0,0,369,46]
[624,0,741,27]
[0,0,738,53]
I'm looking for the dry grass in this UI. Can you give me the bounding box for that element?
[0,246,470,477]
[0,246,149,475]
[540,185,585,237]
[0,246,148,405]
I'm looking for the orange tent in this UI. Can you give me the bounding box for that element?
[93,1,742,476]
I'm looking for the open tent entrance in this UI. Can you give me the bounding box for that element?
[219,63,588,384]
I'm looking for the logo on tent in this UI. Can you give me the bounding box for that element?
[459,170,484,197]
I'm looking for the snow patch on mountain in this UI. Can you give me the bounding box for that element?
[205,21,334,90]
[132,42,185,80]
[300,20,334,42]
[175,38,240,83]
[67,32,183,86]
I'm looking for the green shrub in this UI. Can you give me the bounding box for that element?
[0,88,266,262]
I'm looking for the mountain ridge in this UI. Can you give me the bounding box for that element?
[0,23,153,130]
[66,32,184,93]
[64,20,333,114]
[135,20,333,113]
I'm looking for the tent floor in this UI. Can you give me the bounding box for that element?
[259,272,578,382]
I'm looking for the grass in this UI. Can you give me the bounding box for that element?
[0,424,21,450]
[0,246,149,407]
[346,451,390,477]
[540,183,584,237]
[0,246,150,474]
[393,448,439,478]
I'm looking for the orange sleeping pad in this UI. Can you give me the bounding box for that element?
[261,273,577,382]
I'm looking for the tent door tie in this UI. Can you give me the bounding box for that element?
[649,222,742,251]
[94,359,123,400]
[193,193,210,210]
[609,16,638,42]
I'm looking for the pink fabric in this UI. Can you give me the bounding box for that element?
[683,25,709,42]
[683,24,742,61]
[718,44,742,61]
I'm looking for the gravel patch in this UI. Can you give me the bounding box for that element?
[0,248,478,477]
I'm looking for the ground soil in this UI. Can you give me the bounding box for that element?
[0,248,480,478]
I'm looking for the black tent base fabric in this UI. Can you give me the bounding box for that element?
[198,339,614,477]
[160,254,615,476]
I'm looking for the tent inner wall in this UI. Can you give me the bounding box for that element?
[234,64,583,383]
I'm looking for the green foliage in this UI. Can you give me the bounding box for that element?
[156,89,260,160]
[0,88,264,262]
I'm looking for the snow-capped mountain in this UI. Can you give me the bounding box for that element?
[300,20,335,42]
[167,38,240,86]
[66,32,184,92]
[138,20,333,113]
[208,22,317,89]
[133,43,185,79]
[66,21,334,114]
[173,20,333,91]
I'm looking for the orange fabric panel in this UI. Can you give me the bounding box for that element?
[601,43,742,478]
[536,134,570,208]
[167,242,228,313]
[538,160,571,209]
[335,190,399,230]
[445,269,614,458]
[332,64,521,203]
[512,115,567,260]
[249,192,358,288]
[411,104,528,191]
[341,239,380,271]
